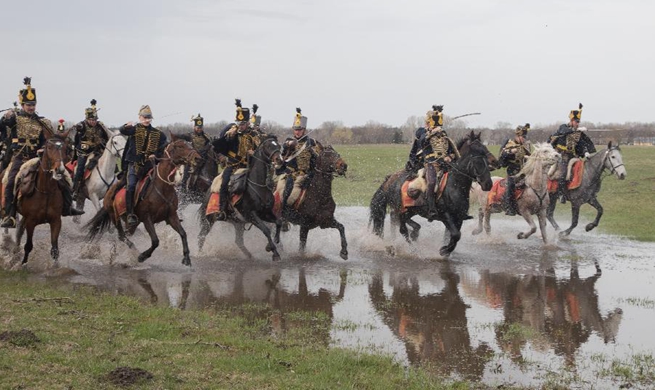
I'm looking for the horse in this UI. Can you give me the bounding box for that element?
[13,134,72,264]
[471,143,561,242]
[369,131,496,257]
[85,135,202,266]
[273,144,349,259]
[197,135,284,261]
[178,148,220,205]
[547,141,626,236]
[71,130,126,222]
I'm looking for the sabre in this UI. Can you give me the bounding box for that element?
[450,112,481,121]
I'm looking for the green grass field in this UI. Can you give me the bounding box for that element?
[332,144,654,241]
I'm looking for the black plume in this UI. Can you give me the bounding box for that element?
[579,103,583,110]
[235,99,242,108]
[23,77,31,86]
[252,104,259,113]
[296,107,301,114]
[525,123,530,128]
[90,99,97,106]
[433,105,444,112]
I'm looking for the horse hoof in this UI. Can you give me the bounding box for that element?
[517,233,525,239]
[272,254,281,262]
[265,243,273,252]
[138,254,148,263]
[585,223,596,232]
[73,216,80,224]
[472,229,481,236]
[340,250,348,260]
[439,248,451,257]
[182,257,192,267]
[559,231,570,237]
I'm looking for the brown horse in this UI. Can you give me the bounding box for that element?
[273,145,349,259]
[13,135,72,264]
[85,136,201,266]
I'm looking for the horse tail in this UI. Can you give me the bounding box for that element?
[85,208,112,241]
[196,188,212,223]
[369,184,389,238]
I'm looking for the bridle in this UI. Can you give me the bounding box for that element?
[154,140,199,186]
[604,147,625,175]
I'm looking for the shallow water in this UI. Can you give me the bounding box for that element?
[2,205,654,388]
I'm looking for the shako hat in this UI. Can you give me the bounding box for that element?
[85,99,99,119]
[19,77,37,105]
[191,113,204,128]
[515,123,530,136]
[139,105,153,119]
[234,99,250,123]
[569,103,583,121]
[292,107,308,130]
[250,104,262,127]
[426,105,444,128]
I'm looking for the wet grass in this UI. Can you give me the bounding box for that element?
[598,353,655,388]
[332,144,655,241]
[0,269,471,389]
[618,297,655,309]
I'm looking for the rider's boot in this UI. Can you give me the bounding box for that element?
[216,190,228,221]
[126,189,138,226]
[504,178,517,216]
[1,203,17,229]
[61,182,85,217]
[558,178,568,204]
[426,191,438,222]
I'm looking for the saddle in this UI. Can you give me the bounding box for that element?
[113,172,151,218]
[487,178,525,206]
[205,168,248,217]
[400,170,449,212]
[65,160,94,181]
[547,159,585,193]
[271,173,308,217]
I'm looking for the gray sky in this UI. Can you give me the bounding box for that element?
[2,0,654,129]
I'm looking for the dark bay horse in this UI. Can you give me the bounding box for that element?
[273,145,349,259]
[85,136,202,266]
[370,131,495,257]
[547,141,626,236]
[14,135,72,264]
[178,148,220,204]
[197,136,284,261]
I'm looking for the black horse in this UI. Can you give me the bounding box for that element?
[197,136,284,261]
[178,148,220,205]
[370,131,495,257]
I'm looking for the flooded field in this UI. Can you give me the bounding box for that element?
[2,205,654,389]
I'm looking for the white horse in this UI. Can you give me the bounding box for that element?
[472,143,561,242]
[73,130,126,222]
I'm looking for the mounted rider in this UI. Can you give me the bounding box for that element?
[549,103,596,203]
[498,123,532,215]
[71,99,110,196]
[177,113,213,189]
[405,124,427,175]
[419,105,460,220]
[119,105,167,227]
[277,108,319,215]
[211,99,261,221]
[0,77,84,228]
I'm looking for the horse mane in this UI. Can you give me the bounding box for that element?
[455,131,481,150]
[518,142,553,176]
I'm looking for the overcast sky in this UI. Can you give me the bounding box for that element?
[2,0,654,129]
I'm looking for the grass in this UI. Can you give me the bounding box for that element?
[331,144,655,241]
[0,270,469,389]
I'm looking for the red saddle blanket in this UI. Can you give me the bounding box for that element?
[272,188,308,218]
[487,179,524,206]
[548,160,584,193]
[113,172,151,218]
[400,173,448,212]
[65,161,92,180]
[205,192,244,216]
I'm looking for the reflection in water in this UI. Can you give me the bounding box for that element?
[368,262,492,381]
[467,253,623,368]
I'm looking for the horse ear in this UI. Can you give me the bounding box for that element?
[607,140,612,149]
[476,131,482,140]
[170,131,177,141]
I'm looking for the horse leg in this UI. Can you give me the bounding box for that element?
[399,215,411,243]
[585,197,603,232]
[517,210,537,240]
[547,193,560,230]
[49,217,62,261]
[483,206,492,235]
[439,215,462,257]
[73,196,85,224]
[21,220,37,265]
[115,218,135,249]
[537,209,549,243]
[197,218,213,252]
[137,217,159,263]
[235,223,253,259]
[560,202,581,237]
[167,212,191,266]
[249,212,281,261]
[406,218,420,242]
[328,218,348,260]
[299,225,309,254]
[471,206,484,235]
[14,218,26,253]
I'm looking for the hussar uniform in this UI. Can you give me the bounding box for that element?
[119,105,167,226]
[549,103,596,202]
[498,123,532,215]
[71,99,110,194]
[178,114,213,188]
[419,105,460,220]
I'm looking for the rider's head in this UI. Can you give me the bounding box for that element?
[425,105,444,130]
[138,105,153,126]
[19,77,37,114]
[192,114,204,133]
[85,99,98,126]
[569,103,582,129]
[292,107,308,139]
[515,123,529,142]
[234,99,250,133]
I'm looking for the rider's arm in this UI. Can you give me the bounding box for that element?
[119,123,136,136]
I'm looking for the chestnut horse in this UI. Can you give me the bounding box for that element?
[85,136,201,266]
[273,144,349,259]
[14,134,72,264]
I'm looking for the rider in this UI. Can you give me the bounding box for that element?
[278,108,318,215]
[405,123,427,175]
[119,105,167,227]
[498,123,531,216]
[549,103,596,203]
[71,99,110,196]
[177,113,213,189]
[419,105,461,221]
[0,77,84,228]
[211,99,259,221]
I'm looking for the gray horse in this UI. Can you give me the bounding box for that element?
[547,141,626,236]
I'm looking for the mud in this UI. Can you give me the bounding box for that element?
[2,205,654,388]
[105,366,154,387]
[0,329,40,347]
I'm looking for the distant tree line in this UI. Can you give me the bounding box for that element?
[154,116,655,146]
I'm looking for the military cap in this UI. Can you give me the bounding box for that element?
[192,113,204,128]
[250,104,261,127]
[292,107,308,130]
[426,105,444,129]
[234,99,250,123]
[569,103,583,121]
[139,105,153,119]
[515,123,530,136]
[85,99,99,119]
[19,77,37,105]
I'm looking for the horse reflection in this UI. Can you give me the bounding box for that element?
[465,256,622,367]
[368,264,492,380]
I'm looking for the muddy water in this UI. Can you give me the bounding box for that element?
[2,205,654,388]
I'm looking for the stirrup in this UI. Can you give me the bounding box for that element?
[215,211,227,221]
[0,216,16,229]
[559,195,567,204]
[127,213,139,226]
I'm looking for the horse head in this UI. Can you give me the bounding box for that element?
[165,139,202,167]
[107,129,126,158]
[457,132,494,190]
[42,136,69,180]
[531,143,561,169]
[256,135,283,168]
[317,145,348,177]
[605,141,626,180]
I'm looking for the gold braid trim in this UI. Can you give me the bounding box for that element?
[237,133,256,164]
[566,132,581,153]
[134,125,161,162]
